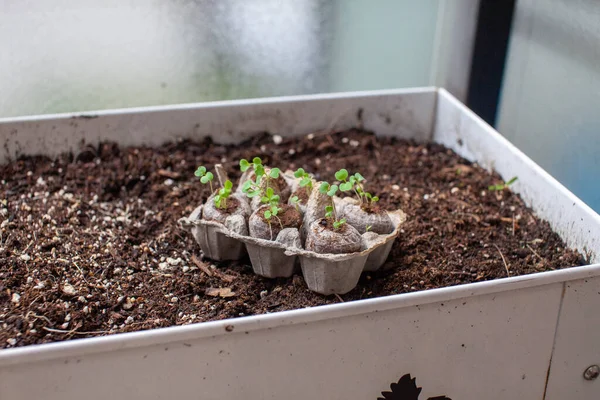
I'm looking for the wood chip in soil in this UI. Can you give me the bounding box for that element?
[0,129,585,348]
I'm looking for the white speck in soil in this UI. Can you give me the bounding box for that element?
[20,254,31,262]
[272,135,283,145]
[392,184,400,191]
[260,290,268,299]
[6,338,16,346]
[62,283,77,296]
[11,293,21,304]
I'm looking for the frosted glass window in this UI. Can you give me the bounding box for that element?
[0,0,439,118]
[498,0,600,212]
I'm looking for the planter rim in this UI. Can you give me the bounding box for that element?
[0,87,437,124]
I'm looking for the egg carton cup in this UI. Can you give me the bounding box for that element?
[226,228,302,278]
[284,209,407,294]
[178,204,247,261]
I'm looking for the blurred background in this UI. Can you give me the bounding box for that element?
[1,0,598,212]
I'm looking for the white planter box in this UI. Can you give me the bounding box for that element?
[1,88,599,400]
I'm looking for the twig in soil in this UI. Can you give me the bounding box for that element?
[449,271,474,277]
[192,255,213,277]
[526,244,542,259]
[42,326,109,335]
[73,261,89,283]
[334,294,345,303]
[493,244,510,277]
[26,312,52,324]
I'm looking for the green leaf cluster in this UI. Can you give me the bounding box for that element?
[294,168,313,191]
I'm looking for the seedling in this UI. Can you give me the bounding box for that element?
[289,195,300,212]
[488,176,518,191]
[294,168,313,191]
[195,165,233,209]
[240,157,281,199]
[263,204,283,240]
[335,169,379,206]
[261,187,280,206]
[319,181,346,230]
[195,166,214,193]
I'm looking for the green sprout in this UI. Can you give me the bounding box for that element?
[335,169,378,206]
[333,218,347,230]
[214,180,233,209]
[289,195,300,212]
[195,166,232,209]
[319,181,345,230]
[366,225,372,232]
[240,157,281,199]
[294,168,313,191]
[263,204,283,240]
[261,187,280,206]
[488,176,518,191]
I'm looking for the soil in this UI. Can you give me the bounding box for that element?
[258,204,301,230]
[206,195,240,218]
[292,186,310,204]
[319,217,348,232]
[360,202,384,214]
[0,129,585,348]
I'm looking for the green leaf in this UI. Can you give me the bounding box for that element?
[271,195,280,204]
[294,168,305,178]
[349,176,356,184]
[266,187,274,197]
[319,182,330,193]
[264,210,272,219]
[261,196,269,204]
[364,192,372,200]
[200,171,214,184]
[300,177,311,187]
[271,205,279,216]
[354,172,365,182]
[335,169,348,181]
[224,180,233,190]
[290,195,299,204]
[371,196,379,202]
[340,182,353,192]
[214,194,222,208]
[325,205,333,213]
[194,166,206,177]
[255,164,265,177]
[327,185,338,197]
[252,157,262,165]
[506,176,518,186]
[248,190,261,198]
[269,168,281,179]
[239,159,250,172]
[242,180,253,192]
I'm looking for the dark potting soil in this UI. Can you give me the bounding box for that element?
[257,204,301,229]
[292,186,310,204]
[0,129,585,348]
